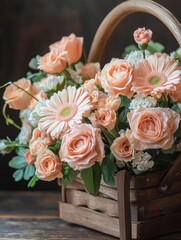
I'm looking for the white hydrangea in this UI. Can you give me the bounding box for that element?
[19,109,31,122]
[28,99,47,127]
[124,50,151,64]
[37,75,64,92]
[18,123,32,145]
[0,139,12,155]
[132,151,154,172]
[129,93,157,110]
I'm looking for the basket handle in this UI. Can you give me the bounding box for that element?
[88,0,181,63]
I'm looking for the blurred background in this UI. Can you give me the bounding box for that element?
[0,0,180,190]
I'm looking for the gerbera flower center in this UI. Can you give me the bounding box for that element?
[146,71,167,87]
[149,76,162,86]
[59,104,78,121]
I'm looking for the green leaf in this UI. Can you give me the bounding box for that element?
[28,55,40,70]
[122,45,138,57]
[27,71,46,83]
[119,107,130,125]
[81,162,102,195]
[13,169,24,182]
[147,40,165,54]
[101,154,117,187]
[24,165,35,180]
[9,156,27,169]
[121,96,131,108]
[28,175,39,188]
[62,168,80,188]
[15,147,26,157]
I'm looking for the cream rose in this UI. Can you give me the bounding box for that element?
[49,33,83,65]
[38,51,67,74]
[97,58,134,97]
[59,124,105,170]
[110,132,134,162]
[133,27,152,45]
[3,78,34,110]
[35,148,62,181]
[29,139,47,156]
[127,107,180,150]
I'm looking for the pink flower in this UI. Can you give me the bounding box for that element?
[39,86,91,139]
[127,107,180,150]
[24,149,35,165]
[35,148,62,181]
[49,33,83,65]
[78,63,100,80]
[132,54,181,98]
[97,58,134,97]
[38,51,67,74]
[133,27,152,45]
[110,131,134,162]
[3,78,34,110]
[90,108,116,130]
[59,124,105,171]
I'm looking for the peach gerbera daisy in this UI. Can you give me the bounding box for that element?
[132,54,181,98]
[38,86,91,139]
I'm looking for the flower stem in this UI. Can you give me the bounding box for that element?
[12,83,39,101]
[2,103,21,130]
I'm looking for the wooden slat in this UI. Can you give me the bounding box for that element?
[65,189,118,217]
[138,212,181,239]
[131,192,181,221]
[59,202,138,239]
[131,179,181,202]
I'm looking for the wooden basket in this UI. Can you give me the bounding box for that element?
[59,0,181,239]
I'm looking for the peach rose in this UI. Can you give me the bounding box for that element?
[110,132,134,162]
[59,124,105,170]
[92,108,117,130]
[78,63,100,80]
[3,78,34,110]
[81,78,100,93]
[30,128,54,146]
[35,148,62,181]
[38,51,67,74]
[97,58,134,97]
[169,81,181,103]
[127,107,180,150]
[49,33,83,65]
[29,90,47,110]
[98,95,121,111]
[24,149,35,165]
[133,27,152,45]
[30,139,47,156]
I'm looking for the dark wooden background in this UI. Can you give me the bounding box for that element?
[0,0,180,190]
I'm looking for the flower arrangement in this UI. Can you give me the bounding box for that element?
[1,29,181,195]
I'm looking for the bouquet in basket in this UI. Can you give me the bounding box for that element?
[1,29,181,195]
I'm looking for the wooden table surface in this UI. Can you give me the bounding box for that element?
[0,191,180,240]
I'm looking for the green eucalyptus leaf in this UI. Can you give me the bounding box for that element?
[62,168,80,188]
[28,55,40,70]
[15,147,26,157]
[122,45,138,57]
[101,154,117,187]
[24,165,35,180]
[28,175,39,188]
[13,169,24,182]
[81,162,102,195]
[147,40,165,54]
[9,156,27,169]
